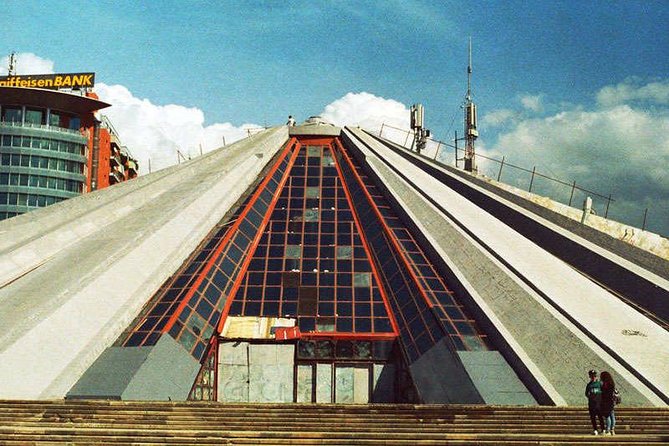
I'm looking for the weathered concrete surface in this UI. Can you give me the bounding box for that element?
[217,342,294,403]
[345,127,667,406]
[479,177,669,263]
[409,339,484,404]
[458,351,537,405]
[66,346,151,399]
[0,127,288,399]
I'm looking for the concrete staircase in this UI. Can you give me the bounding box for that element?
[0,400,667,445]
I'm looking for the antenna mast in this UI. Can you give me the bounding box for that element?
[464,37,478,173]
[8,52,17,76]
[410,104,430,154]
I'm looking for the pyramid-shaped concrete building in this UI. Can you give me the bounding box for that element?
[1,119,667,406]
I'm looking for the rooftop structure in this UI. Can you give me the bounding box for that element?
[0,121,667,406]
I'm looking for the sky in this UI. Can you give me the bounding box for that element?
[2,0,669,236]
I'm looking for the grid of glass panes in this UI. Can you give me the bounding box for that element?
[120,141,298,361]
[228,144,396,335]
[296,339,394,362]
[335,142,489,362]
[354,164,489,352]
[0,172,84,193]
[119,199,248,349]
[188,342,217,401]
[0,153,86,175]
[1,134,87,156]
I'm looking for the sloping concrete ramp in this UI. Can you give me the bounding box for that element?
[344,127,669,407]
[0,127,289,399]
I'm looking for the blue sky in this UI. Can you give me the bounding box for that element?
[3,1,669,236]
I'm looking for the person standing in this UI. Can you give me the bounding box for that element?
[286,115,296,126]
[600,371,617,435]
[585,370,604,435]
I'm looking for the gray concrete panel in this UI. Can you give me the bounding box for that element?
[0,127,289,399]
[335,367,354,403]
[296,365,313,403]
[66,346,150,399]
[316,363,332,403]
[372,363,396,403]
[218,365,249,403]
[344,127,665,407]
[289,124,341,137]
[122,335,199,401]
[409,339,484,404]
[248,344,294,403]
[219,341,248,365]
[249,364,293,402]
[458,351,537,405]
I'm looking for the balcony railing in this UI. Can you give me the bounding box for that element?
[0,120,89,138]
[109,169,124,183]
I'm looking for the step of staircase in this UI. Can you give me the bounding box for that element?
[0,400,666,445]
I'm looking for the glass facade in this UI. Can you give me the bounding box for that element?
[335,141,489,363]
[119,134,493,374]
[119,139,300,359]
[228,143,396,336]
[0,104,87,220]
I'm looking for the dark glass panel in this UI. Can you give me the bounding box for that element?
[373,318,393,333]
[245,301,261,315]
[337,302,352,316]
[126,332,146,347]
[229,301,243,315]
[263,301,280,316]
[336,340,354,358]
[298,317,315,331]
[298,287,318,315]
[318,302,334,315]
[298,340,316,358]
[355,316,372,333]
[336,317,353,332]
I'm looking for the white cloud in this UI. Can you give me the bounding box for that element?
[596,80,669,107]
[95,83,262,172]
[482,108,516,127]
[0,53,55,75]
[519,94,543,112]
[320,92,410,132]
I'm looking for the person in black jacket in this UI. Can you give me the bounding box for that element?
[584,370,605,434]
[600,371,617,435]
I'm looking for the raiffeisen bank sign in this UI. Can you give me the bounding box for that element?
[0,72,95,90]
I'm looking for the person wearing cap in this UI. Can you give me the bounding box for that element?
[585,369,604,434]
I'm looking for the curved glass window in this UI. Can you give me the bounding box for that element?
[25,108,45,126]
[1,107,22,123]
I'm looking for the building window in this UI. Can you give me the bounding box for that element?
[285,245,302,259]
[25,108,45,126]
[69,116,81,130]
[2,107,22,123]
[48,112,61,127]
[337,246,352,259]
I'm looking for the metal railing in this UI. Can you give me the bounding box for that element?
[0,120,88,138]
[377,123,622,220]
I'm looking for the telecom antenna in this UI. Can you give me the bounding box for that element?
[464,38,478,173]
[8,52,17,76]
[410,104,431,154]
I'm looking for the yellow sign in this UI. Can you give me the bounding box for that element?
[0,73,95,90]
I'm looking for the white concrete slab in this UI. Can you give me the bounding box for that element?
[0,127,288,398]
[348,128,669,404]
